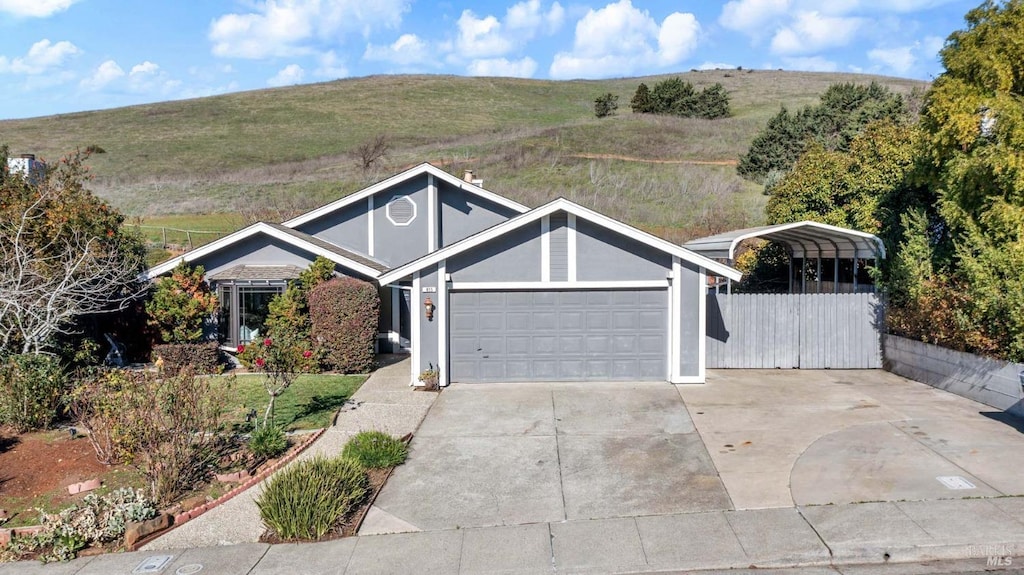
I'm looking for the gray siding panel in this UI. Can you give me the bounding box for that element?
[575,220,671,281]
[295,201,369,255]
[418,265,440,374]
[449,289,667,382]
[447,223,543,282]
[549,213,568,282]
[373,177,430,267]
[439,181,521,247]
[706,293,881,369]
[197,236,319,279]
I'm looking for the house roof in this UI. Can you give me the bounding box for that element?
[377,198,744,285]
[207,264,305,281]
[144,221,388,281]
[683,221,886,261]
[282,162,530,229]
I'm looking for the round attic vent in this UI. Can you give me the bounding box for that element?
[386,196,417,226]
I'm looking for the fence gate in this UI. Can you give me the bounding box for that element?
[705,293,883,369]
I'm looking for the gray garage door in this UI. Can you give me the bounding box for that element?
[449,289,668,382]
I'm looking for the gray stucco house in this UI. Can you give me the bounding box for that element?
[146,163,741,385]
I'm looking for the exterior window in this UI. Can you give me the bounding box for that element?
[215,282,285,347]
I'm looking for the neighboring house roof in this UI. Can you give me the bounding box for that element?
[683,221,886,261]
[144,221,388,281]
[282,162,529,229]
[377,197,744,285]
[207,264,305,281]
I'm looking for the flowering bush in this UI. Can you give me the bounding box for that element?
[238,333,318,426]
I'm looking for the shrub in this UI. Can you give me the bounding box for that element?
[593,93,618,118]
[249,424,288,461]
[309,278,379,373]
[11,488,156,563]
[146,261,219,344]
[239,334,317,426]
[342,431,408,469]
[69,367,228,505]
[152,342,221,374]
[257,455,368,541]
[0,354,67,432]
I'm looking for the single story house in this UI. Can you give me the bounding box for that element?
[146,163,742,385]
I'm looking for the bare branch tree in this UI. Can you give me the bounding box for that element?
[353,134,391,171]
[0,154,147,355]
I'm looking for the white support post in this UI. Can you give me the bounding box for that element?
[540,216,551,282]
[437,260,448,387]
[567,213,577,282]
[698,267,707,382]
[367,196,375,257]
[427,174,437,252]
[816,257,822,294]
[411,272,421,385]
[670,257,682,383]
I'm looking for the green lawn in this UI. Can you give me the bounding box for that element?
[220,373,366,431]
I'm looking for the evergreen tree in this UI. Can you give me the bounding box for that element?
[630,83,653,113]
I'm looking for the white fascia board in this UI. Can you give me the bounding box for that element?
[282,163,529,229]
[378,198,743,285]
[143,222,382,281]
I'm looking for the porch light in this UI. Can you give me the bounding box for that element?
[424,297,435,321]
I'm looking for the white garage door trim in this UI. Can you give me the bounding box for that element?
[448,286,671,383]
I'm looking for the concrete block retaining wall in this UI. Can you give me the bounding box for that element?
[884,334,1024,418]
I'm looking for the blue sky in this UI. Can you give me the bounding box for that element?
[0,0,977,119]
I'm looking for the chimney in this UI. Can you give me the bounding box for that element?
[463,169,475,182]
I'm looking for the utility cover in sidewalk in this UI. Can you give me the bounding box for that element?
[937,476,976,490]
[133,556,173,573]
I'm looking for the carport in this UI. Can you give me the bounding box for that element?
[684,222,887,369]
[684,221,885,294]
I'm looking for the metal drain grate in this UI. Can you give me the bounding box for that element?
[937,475,976,490]
[133,555,173,573]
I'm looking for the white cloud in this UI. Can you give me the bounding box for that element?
[549,0,700,79]
[267,64,306,87]
[698,62,737,70]
[314,51,348,78]
[80,60,125,90]
[364,34,434,67]
[868,35,944,76]
[130,61,160,76]
[0,0,80,17]
[0,39,80,74]
[719,0,790,33]
[456,11,514,58]
[769,11,863,55]
[209,0,408,59]
[506,0,564,34]
[454,1,564,60]
[467,57,537,77]
[868,46,915,74]
[781,55,838,72]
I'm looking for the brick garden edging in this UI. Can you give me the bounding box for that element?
[0,428,327,551]
[132,427,327,550]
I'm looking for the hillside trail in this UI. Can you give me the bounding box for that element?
[415,154,738,170]
[568,153,738,166]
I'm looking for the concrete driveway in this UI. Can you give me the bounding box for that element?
[678,369,1024,509]
[361,383,731,533]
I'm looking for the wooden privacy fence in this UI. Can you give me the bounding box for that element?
[706,293,884,369]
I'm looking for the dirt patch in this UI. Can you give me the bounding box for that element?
[568,153,738,166]
[0,430,108,500]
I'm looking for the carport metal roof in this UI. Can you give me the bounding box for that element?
[683,221,885,262]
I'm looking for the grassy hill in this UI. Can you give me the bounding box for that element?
[0,70,926,244]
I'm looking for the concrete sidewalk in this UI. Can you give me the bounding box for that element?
[142,356,435,550]
[3,497,1023,574]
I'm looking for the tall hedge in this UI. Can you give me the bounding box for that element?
[309,278,379,373]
